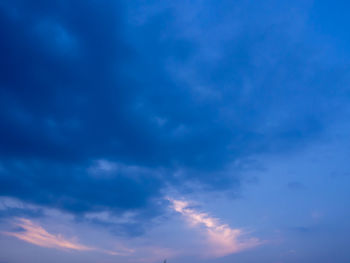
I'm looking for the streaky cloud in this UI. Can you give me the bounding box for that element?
[2,218,123,256]
[168,198,262,257]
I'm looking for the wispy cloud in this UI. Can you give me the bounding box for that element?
[168,198,262,257]
[2,218,123,256]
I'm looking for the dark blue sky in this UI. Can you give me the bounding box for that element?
[1,1,350,262]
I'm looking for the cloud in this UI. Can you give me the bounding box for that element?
[0,160,163,223]
[3,218,92,251]
[0,0,350,240]
[2,218,123,255]
[168,198,262,257]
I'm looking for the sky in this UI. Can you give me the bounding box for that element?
[0,0,350,262]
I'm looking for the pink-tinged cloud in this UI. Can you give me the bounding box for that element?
[168,198,262,258]
[2,218,122,255]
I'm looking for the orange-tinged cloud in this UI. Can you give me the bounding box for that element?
[3,218,121,255]
[168,198,262,257]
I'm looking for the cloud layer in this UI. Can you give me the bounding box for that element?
[1,0,350,262]
[1,0,348,226]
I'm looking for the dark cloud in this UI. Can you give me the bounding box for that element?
[0,160,162,214]
[1,0,350,235]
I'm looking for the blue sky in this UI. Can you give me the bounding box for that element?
[1,0,350,262]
